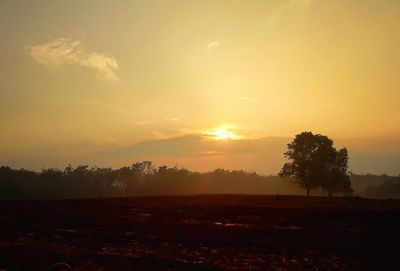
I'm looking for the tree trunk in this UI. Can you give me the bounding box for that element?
[306,188,310,196]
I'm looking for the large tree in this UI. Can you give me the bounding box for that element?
[279,132,351,196]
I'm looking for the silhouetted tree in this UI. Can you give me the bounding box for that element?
[279,132,351,196]
[323,148,353,197]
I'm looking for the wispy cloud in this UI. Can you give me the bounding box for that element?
[26,37,119,81]
[194,150,225,156]
[105,135,289,158]
[135,118,179,126]
[207,40,220,51]
[165,118,180,122]
[254,0,312,29]
[135,121,154,126]
[270,0,311,24]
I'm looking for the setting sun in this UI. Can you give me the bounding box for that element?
[210,127,238,140]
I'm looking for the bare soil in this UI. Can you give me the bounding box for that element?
[0,195,399,270]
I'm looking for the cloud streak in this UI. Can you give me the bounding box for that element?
[207,40,220,51]
[106,135,288,158]
[273,0,311,22]
[255,0,312,28]
[26,37,119,81]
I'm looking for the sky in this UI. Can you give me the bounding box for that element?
[0,0,399,174]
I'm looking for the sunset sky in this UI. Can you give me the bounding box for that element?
[1,0,399,174]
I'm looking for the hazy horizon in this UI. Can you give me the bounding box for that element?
[2,135,400,176]
[1,0,399,175]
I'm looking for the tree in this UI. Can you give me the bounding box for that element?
[323,148,353,197]
[279,131,351,196]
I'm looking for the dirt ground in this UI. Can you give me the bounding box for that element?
[0,195,399,270]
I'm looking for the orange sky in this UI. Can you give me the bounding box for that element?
[0,0,399,174]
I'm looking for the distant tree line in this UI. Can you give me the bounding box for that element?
[361,174,400,199]
[0,162,283,200]
[0,161,348,200]
[0,162,398,200]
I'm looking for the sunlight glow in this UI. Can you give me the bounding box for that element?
[209,127,238,140]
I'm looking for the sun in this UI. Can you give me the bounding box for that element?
[210,127,238,140]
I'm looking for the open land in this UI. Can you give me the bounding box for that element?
[0,195,399,270]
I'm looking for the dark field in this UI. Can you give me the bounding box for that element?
[0,195,399,271]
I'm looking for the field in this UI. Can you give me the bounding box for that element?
[0,195,399,270]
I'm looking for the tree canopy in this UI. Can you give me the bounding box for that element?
[279,132,352,196]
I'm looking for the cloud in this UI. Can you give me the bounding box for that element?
[26,37,119,81]
[108,135,204,157]
[194,150,225,156]
[207,40,220,51]
[165,118,180,122]
[256,0,312,28]
[135,121,154,126]
[106,135,289,158]
[135,118,180,127]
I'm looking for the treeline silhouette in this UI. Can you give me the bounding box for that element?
[351,173,400,199]
[0,162,293,199]
[0,161,398,200]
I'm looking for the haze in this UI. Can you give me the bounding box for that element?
[1,0,399,174]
